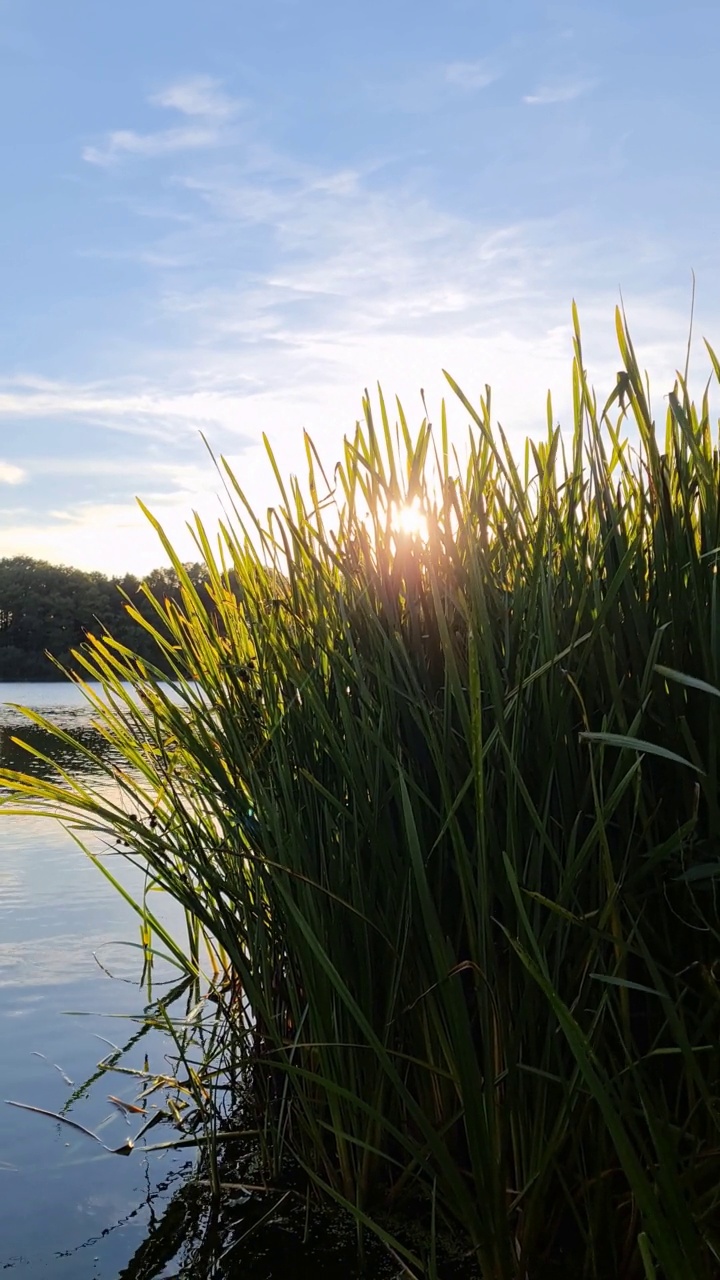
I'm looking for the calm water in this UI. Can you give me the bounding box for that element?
[0,684,385,1280]
[0,683,194,1276]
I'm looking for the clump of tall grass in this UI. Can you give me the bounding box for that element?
[4,304,720,1278]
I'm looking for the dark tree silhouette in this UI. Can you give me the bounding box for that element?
[0,556,211,680]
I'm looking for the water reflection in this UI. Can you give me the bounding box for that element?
[113,1176,395,1280]
[0,682,193,1277]
[1,719,114,780]
[0,682,384,1279]
[0,680,140,783]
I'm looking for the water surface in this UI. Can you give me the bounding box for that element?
[0,683,399,1280]
[0,682,192,1276]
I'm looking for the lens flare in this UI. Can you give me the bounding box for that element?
[391,498,429,542]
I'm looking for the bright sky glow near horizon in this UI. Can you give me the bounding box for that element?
[0,0,717,575]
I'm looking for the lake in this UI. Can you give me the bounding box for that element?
[0,682,198,1275]
[0,682,388,1280]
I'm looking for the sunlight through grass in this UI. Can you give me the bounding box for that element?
[3,304,720,1278]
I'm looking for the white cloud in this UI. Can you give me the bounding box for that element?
[0,378,259,444]
[523,79,598,106]
[23,456,186,480]
[58,136,715,460]
[36,87,719,575]
[443,60,499,92]
[0,489,222,577]
[82,75,243,166]
[0,461,25,484]
[150,76,241,121]
[0,283,706,578]
[83,126,219,167]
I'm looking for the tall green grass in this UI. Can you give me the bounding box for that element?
[3,304,720,1277]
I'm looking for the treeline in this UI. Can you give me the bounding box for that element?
[0,556,212,681]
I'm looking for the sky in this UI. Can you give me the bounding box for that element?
[0,0,717,575]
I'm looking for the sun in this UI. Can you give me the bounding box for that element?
[391,498,429,543]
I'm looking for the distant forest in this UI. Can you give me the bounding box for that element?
[0,556,212,680]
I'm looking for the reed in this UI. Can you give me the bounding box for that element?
[3,304,720,1278]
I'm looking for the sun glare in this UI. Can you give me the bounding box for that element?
[391,498,429,542]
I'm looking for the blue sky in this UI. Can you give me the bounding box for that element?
[0,0,716,573]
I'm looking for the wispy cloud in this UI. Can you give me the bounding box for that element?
[83,75,242,166]
[83,126,219,167]
[16,74,708,576]
[150,75,241,121]
[0,378,258,443]
[523,79,598,106]
[72,110,701,437]
[443,60,499,92]
[0,462,25,485]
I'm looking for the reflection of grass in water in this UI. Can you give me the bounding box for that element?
[63,1161,404,1280]
[29,980,393,1279]
[7,978,204,1154]
[116,1177,411,1280]
[52,1161,195,1276]
[0,721,116,781]
[60,976,195,1113]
